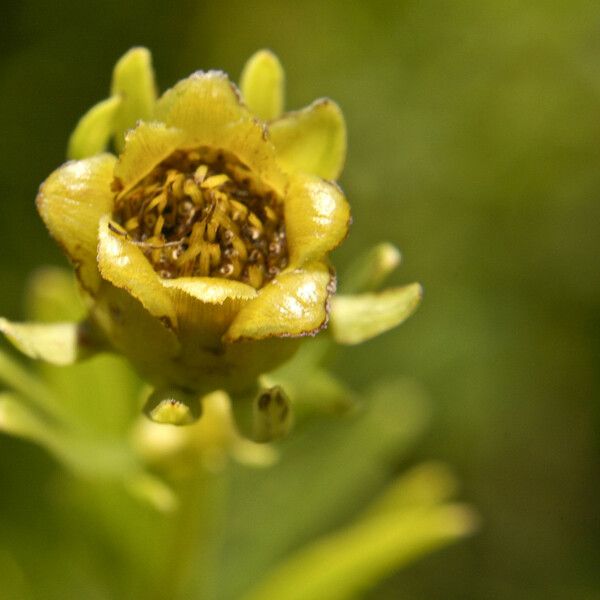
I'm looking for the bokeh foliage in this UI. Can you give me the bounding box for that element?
[1,0,599,598]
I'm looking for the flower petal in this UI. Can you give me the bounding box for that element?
[97,215,176,325]
[285,175,351,267]
[160,277,257,304]
[240,49,285,121]
[0,318,97,365]
[330,284,423,345]
[111,47,157,152]
[154,71,286,192]
[270,98,346,179]
[160,278,257,345]
[112,121,187,195]
[224,264,334,342]
[67,96,122,160]
[36,154,116,293]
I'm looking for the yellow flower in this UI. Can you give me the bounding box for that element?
[35,48,350,404]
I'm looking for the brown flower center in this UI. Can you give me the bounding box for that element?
[111,148,288,289]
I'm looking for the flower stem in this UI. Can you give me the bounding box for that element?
[154,467,228,600]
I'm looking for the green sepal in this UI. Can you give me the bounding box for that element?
[330,283,423,345]
[111,47,157,152]
[67,96,122,160]
[240,49,285,120]
[0,318,102,365]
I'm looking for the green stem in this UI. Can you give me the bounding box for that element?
[154,467,228,600]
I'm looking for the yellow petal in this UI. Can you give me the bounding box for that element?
[111,47,157,152]
[270,98,346,179]
[160,277,257,304]
[36,154,116,293]
[224,264,334,342]
[97,215,176,325]
[160,278,257,346]
[113,121,187,195]
[154,71,286,193]
[67,96,122,160]
[330,284,423,345]
[240,49,285,120]
[285,174,351,267]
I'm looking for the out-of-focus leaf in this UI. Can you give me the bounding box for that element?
[0,391,55,444]
[25,267,86,323]
[365,461,459,516]
[24,268,141,436]
[340,242,402,294]
[244,503,476,600]
[218,378,431,599]
[0,318,97,365]
[0,348,70,424]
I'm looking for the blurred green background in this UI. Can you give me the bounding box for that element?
[1,0,599,598]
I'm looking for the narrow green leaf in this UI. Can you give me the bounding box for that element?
[341,242,402,294]
[0,348,69,423]
[0,391,54,444]
[244,503,477,600]
[0,318,97,365]
[67,96,122,159]
[330,283,423,345]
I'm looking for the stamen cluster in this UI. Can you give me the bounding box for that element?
[112,148,288,289]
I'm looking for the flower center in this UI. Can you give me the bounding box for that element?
[111,148,288,289]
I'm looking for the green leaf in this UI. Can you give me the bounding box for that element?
[0,391,54,444]
[340,242,402,294]
[67,96,122,159]
[25,267,86,323]
[244,503,477,600]
[0,319,99,365]
[0,348,70,423]
[218,379,431,599]
[330,283,423,345]
[111,47,157,152]
[240,49,285,120]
